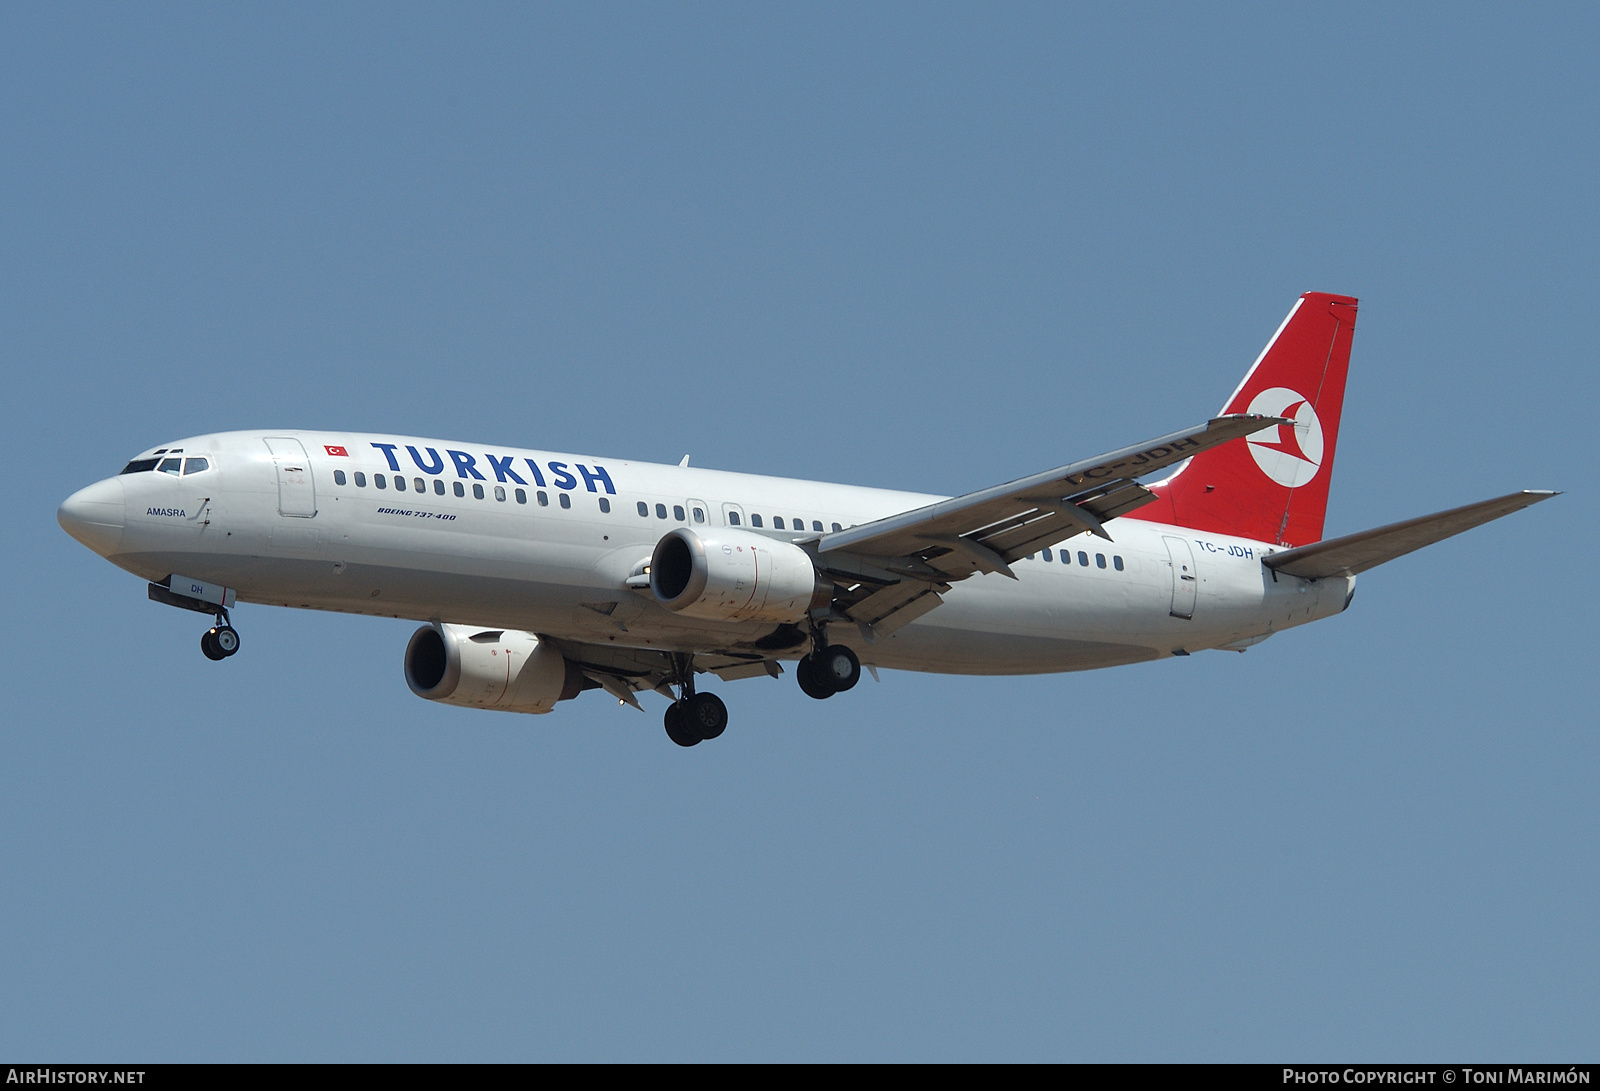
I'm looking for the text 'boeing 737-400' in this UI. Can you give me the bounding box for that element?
[59,293,1557,746]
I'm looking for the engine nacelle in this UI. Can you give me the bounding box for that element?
[650,526,831,624]
[404,624,584,714]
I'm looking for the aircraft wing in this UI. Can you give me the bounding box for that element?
[545,637,789,709]
[816,415,1283,581]
[1262,490,1558,580]
[801,414,1282,637]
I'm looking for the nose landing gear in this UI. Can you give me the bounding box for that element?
[200,609,241,661]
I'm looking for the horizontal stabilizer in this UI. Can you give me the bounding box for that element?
[1263,490,1558,580]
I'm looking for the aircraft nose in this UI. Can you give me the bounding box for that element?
[58,477,126,556]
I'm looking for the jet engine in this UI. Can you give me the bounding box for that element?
[649,526,831,624]
[404,623,585,714]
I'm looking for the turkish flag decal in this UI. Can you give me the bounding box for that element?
[325,445,349,457]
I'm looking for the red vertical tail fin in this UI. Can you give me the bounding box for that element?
[1128,292,1358,546]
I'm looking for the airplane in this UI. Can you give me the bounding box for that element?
[58,292,1555,747]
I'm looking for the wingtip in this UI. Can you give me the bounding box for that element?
[1211,412,1293,428]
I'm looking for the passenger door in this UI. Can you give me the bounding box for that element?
[263,437,317,518]
[1162,535,1197,620]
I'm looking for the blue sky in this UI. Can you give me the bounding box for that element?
[3,4,1594,1060]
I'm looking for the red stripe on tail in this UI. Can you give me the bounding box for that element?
[1127,292,1358,546]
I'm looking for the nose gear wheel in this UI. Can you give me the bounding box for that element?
[201,612,241,661]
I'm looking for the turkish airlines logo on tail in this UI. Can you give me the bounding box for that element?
[1245,387,1324,488]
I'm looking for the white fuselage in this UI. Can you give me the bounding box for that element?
[70,430,1353,674]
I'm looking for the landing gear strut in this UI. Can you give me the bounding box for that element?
[200,608,241,661]
[662,654,730,747]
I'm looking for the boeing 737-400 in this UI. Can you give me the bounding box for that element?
[58,293,1555,746]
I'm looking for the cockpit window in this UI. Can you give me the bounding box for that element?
[183,457,210,475]
[157,458,182,475]
[120,459,160,475]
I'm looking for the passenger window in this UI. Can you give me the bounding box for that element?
[414,478,425,492]
[453,481,465,497]
[831,522,842,532]
[773,517,785,530]
[693,507,705,523]
[728,511,741,526]
[183,458,209,475]
[559,493,571,509]
[637,501,649,517]
[599,497,611,513]
[1113,555,1124,571]
[656,503,667,519]
[1042,548,1052,561]
[812,520,823,532]
[673,505,685,521]
[472,483,484,499]
[1096,553,1106,568]
[494,485,506,501]
[1077,551,1088,566]
[334,469,347,485]
[537,491,549,506]
[434,479,445,495]
[158,458,182,475]
[751,514,763,527]
[395,476,407,492]
[376,474,387,489]
[515,488,526,504]
[354,472,367,487]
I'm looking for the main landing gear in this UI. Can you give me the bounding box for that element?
[664,692,729,747]
[662,654,729,747]
[795,640,860,700]
[658,636,863,745]
[200,609,241,661]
